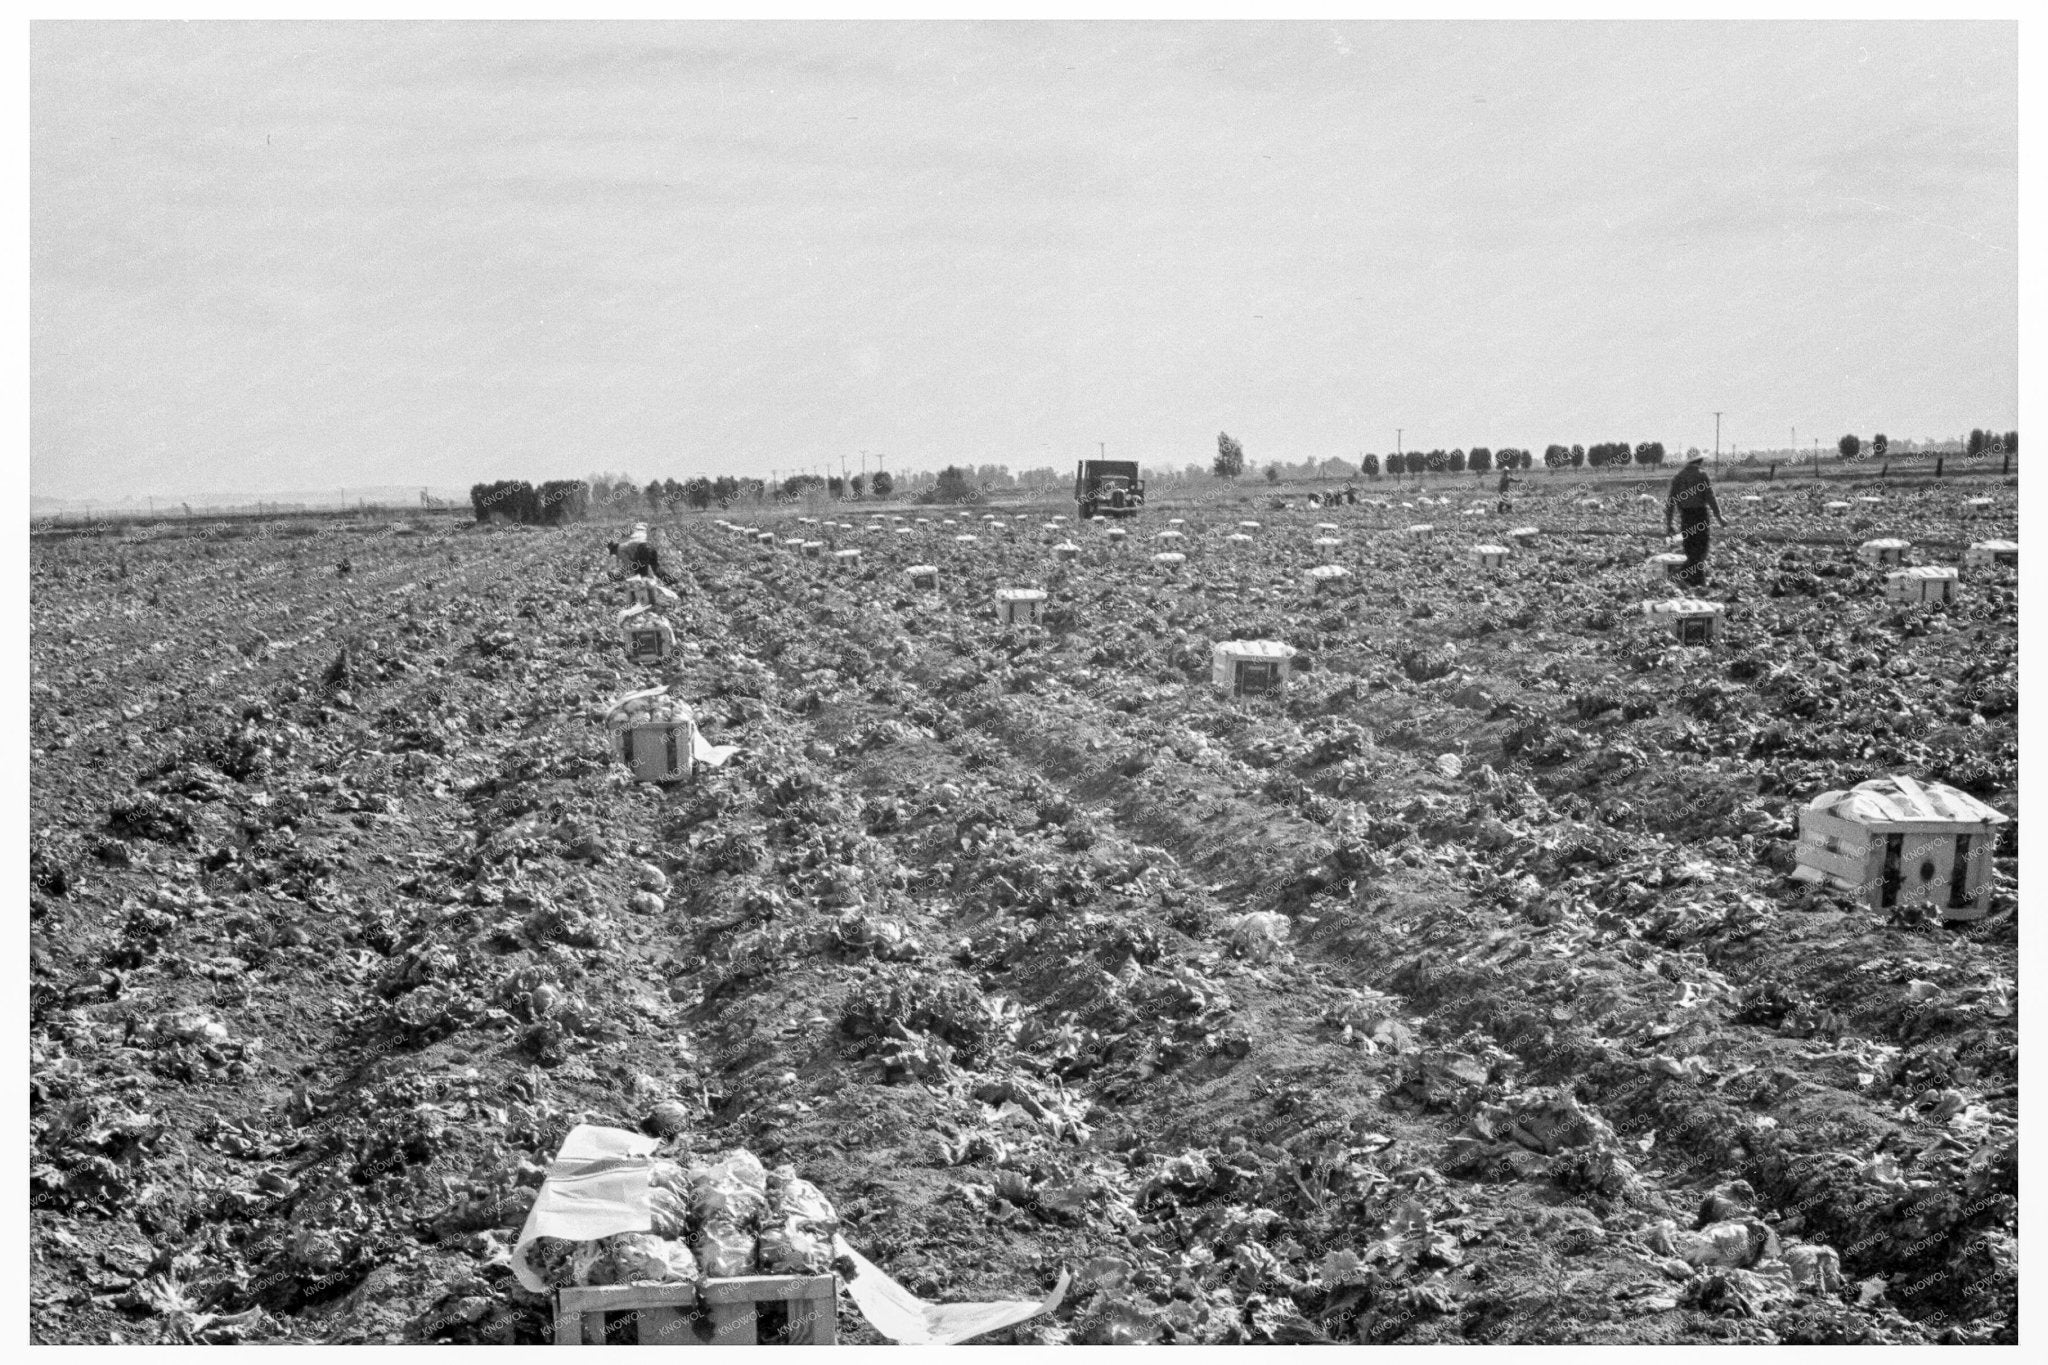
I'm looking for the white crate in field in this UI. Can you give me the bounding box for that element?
[1052,541,1080,561]
[1043,523,1063,536]
[1312,537,1341,551]
[1213,640,1297,696]
[1152,552,1186,573]
[800,541,823,559]
[894,527,914,538]
[1647,552,1687,579]
[916,517,932,527]
[1316,523,1340,533]
[1238,520,1261,530]
[604,689,695,785]
[1963,497,1994,511]
[954,534,978,546]
[1307,564,1351,596]
[1886,566,1957,604]
[832,549,861,571]
[1858,538,1910,566]
[1226,533,1253,548]
[1167,518,1185,528]
[995,588,1046,625]
[780,537,803,550]
[906,564,938,588]
[1470,544,1510,569]
[1825,500,1851,512]
[618,606,677,665]
[1406,524,1434,537]
[1105,527,1128,545]
[1856,495,1882,505]
[1793,775,2007,919]
[754,531,774,545]
[1157,529,1185,542]
[1506,526,1539,543]
[1642,597,1725,645]
[1965,540,2017,568]
[625,576,679,608]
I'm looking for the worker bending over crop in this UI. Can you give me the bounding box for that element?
[1665,454,1727,588]
[608,537,664,580]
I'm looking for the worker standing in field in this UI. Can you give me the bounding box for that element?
[1495,469,1518,514]
[1665,454,1728,588]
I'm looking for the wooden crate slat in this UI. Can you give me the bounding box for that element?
[634,1305,690,1347]
[553,1274,835,1346]
[706,1299,757,1346]
[785,1291,836,1345]
[700,1276,834,1304]
[1792,842,1870,882]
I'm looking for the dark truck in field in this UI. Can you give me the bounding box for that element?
[1075,460,1145,520]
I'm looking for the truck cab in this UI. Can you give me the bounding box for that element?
[1076,460,1145,520]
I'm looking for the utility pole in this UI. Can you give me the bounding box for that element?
[1713,412,1722,464]
[1396,429,1403,456]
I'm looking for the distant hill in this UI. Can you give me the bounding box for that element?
[31,486,472,516]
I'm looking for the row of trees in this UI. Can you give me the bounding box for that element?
[1966,429,2018,458]
[468,480,589,525]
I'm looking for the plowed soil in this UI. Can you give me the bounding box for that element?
[28,482,2018,1345]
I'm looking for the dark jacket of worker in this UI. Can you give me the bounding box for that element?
[609,540,661,576]
[1664,461,1724,532]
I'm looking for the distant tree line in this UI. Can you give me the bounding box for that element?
[1966,429,2018,458]
[469,480,589,525]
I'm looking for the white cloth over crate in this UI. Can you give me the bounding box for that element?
[1212,639,1296,689]
[1805,776,2006,827]
[511,1124,660,1293]
[1642,598,1725,621]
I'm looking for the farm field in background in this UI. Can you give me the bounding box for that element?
[27,478,2017,1344]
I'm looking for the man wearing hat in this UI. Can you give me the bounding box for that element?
[1664,454,1727,588]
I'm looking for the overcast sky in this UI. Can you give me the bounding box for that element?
[31,21,2017,498]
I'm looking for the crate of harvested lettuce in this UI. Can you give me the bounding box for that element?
[603,686,738,785]
[516,1126,840,1345]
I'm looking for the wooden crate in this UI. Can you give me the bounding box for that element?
[554,1275,837,1347]
[994,589,1046,625]
[612,722,693,785]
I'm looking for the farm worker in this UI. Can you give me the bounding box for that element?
[1495,471,1518,514]
[608,538,661,578]
[1665,455,1727,588]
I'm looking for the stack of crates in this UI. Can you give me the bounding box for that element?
[1886,566,1958,605]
